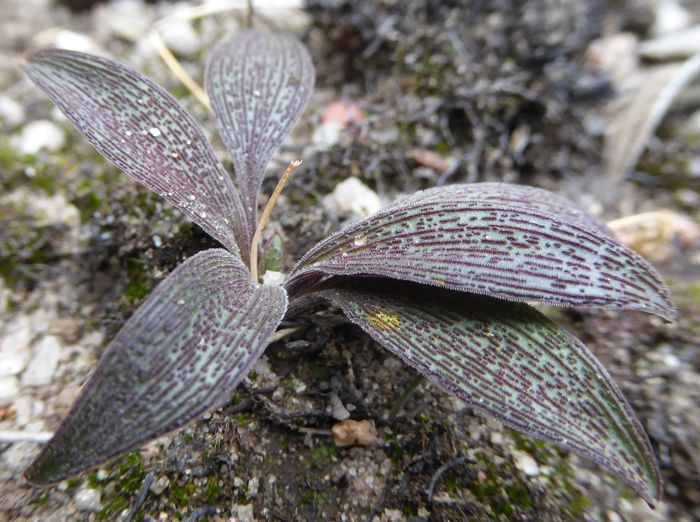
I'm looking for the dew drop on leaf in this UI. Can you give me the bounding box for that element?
[148,127,162,137]
[353,234,368,247]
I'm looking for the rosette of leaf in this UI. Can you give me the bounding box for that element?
[23,29,674,507]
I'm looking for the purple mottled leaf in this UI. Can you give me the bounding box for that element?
[25,249,286,484]
[24,49,248,257]
[288,183,674,320]
[320,279,661,505]
[206,30,315,233]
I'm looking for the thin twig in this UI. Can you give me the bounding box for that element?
[0,431,53,443]
[150,31,210,109]
[425,457,474,499]
[124,472,154,522]
[250,160,302,282]
[388,374,424,420]
[246,0,254,28]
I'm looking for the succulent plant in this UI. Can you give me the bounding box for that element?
[23,29,674,506]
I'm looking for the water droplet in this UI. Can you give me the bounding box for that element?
[171,152,179,158]
[253,89,261,97]
[353,234,368,247]
[188,195,196,201]
[176,299,185,305]
[125,130,133,137]
[148,127,162,137]
[186,139,192,145]
[200,211,207,218]
[484,234,491,240]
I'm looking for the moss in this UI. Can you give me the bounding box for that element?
[123,257,153,304]
[311,444,337,463]
[96,452,145,520]
[204,476,222,504]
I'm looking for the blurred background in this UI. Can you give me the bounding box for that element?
[0,0,699,520]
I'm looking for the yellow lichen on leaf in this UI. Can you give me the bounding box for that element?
[370,311,402,331]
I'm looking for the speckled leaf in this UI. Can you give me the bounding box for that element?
[24,49,248,257]
[321,280,661,505]
[25,249,286,484]
[206,30,315,232]
[289,183,674,320]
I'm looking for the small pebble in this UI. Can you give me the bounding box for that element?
[74,487,101,512]
[0,96,25,127]
[512,450,540,476]
[15,120,66,155]
[22,335,62,387]
[332,419,378,447]
[232,503,254,522]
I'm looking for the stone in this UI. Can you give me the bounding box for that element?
[97,0,153,43]
[0,376,19,405]
[513,450,540,476]
[15,120,66,155]
[1,442,35,472]
[22,336,62,387]
[0,96,25,127]
[150,476,170,496]
[0,351,28,377]
[330,392,351,421]
[159,19,201,58]
[232,503,254,522]
[651,0,692,37]
[324,177,382,219]
[74,487,101,512]
[52,30,101,54]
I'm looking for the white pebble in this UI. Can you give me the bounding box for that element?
[0,96,25,127]
[74,487,101,512]
[513,450,540,476]
[22,335,62,387]
[0,351,28,377]
[325,177,382,219]
[232,503,254,522]
[15,120,66,154]
[0,376,19,405]
[159,19,201,58]
[52,30,102,54]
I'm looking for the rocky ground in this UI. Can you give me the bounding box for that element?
[1,0,699,521]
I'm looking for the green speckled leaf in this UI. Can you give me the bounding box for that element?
[206,30,315,233]
[24,49,248,257]
[289,183,674,321]
[321,279,661,505]
[25,249,286,484]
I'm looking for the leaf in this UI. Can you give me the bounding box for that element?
[320,279,661,505]
[206,30,315,233]
[288,183,675,321]
[25,249,287,484]
[24,49,248,258]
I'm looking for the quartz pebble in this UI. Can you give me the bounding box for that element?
[15,120,66,155]
[324,177,382,219]
[0,96,25,127]
[22,336,62,387]
[74,487,101,512]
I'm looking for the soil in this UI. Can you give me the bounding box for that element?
[1,0,699,521]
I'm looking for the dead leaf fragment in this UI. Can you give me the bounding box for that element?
[408,148,452,172]
[604,53,700,185]
[607,210,700,262]
[331,419,378,447]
